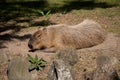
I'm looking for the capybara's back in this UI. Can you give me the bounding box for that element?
[28,19,107,51]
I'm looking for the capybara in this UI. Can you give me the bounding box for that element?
[28,19,107,51]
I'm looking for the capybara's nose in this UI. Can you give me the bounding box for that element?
[28,44,33,49]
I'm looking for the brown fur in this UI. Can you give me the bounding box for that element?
[28,19,107,51]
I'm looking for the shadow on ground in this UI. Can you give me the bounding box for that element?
[0,41,7,49]
[0,0,48,21]
[0,33,31,41]
[56,0,117,12]
[0,0,118,21]
[0,32,31,48]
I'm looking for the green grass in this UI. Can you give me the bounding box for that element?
[106,27,120,34]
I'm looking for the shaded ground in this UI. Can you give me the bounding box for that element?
[0,3,120,80]
[0,0,119,22]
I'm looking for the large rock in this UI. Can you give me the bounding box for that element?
[7,56,38,80]
[57,48,79,66]
[0,53,8,80]
[47,48,78,80]
[84,55,119,80]
[47,59,74,80]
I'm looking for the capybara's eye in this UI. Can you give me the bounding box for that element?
[37,34,41,37]
[35,34,41,38]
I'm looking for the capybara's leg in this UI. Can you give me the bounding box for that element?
[42,47,57,53]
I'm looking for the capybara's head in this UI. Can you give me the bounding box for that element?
[28,27,48,50]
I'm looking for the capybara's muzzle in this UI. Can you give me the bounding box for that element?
[28,43,33,50]
[28,43,37,52]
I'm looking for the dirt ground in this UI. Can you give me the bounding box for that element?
[0,7,120,80]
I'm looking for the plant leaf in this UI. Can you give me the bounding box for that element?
[37,60,42,65]
[35,55,38,61]
[46,10,51,16]
[38,66,43,71]
[28,54,34,61]
[28,54,35,64]
[29,64,35,71]
[38,10,44,16]
[39,59,47,66]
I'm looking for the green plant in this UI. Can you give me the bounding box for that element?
[28,54,47,71]
[38,10,51,26]
[38,10,51,20]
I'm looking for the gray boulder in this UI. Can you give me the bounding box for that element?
[7,56,38,80]
[84,55,119,80]
[0,53,8,80]
[48,59,74,80]
[47,48,78,80]
[57,48,79,66]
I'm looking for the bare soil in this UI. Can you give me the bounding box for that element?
[0,7,120,80]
